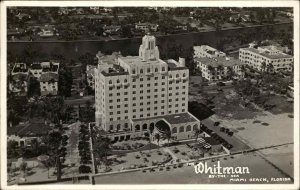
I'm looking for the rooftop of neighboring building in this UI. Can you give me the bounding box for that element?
[195,57,243,67]
[8,122,52,137]
[40,73,59,82]
[194,45,225,55]
[241,47,293,59]
[12,73,29,81]
[12,63,28,73]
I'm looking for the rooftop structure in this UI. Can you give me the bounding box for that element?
[193,45,226,58]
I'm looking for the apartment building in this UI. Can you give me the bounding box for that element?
[195,57,245,81]
[239,46,293,72]
[94,35,200,142]
[193,45,226,58]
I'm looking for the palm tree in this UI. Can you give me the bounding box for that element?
[19,162,27,179]
[154,133,160,146]
[164,131,172,146]
[261,62,267,73]
[267,63,274,73]
[93,136,111,170]
[193,128,202,141]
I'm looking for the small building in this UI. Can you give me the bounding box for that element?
[195,56,245,81]
[8,122,52,148]
[9,73,29,96]
[29,61,59,80]
[194,45,226,59]
[135,22,159,32]
[40,73,59,96]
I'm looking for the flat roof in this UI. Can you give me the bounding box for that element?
[133,112,198,125]
[119,56,167,67]
[241,48,293,59]
[195,57,243,67]
[40,73,59,82]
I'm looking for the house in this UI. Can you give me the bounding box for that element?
[135,22,159,32]
[29,61,59,79]
[9,63,29,96]
[103,25,121,35]
[8,121,52,148]
[40,73,59,96]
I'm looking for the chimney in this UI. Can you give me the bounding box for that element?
[225,57,230,61]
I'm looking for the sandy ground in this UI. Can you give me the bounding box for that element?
[210,113,293,148]
[260,144,294,178]
[94,152,292,184]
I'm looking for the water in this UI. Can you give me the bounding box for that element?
[7,23,292,62]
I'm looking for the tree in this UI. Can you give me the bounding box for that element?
[19,162,27,178]
[164,131,172,146]
[154,133,160,146]
[93,136,111,170]
[267,63,274,73]
[261,62,267,72]
[193,128,202,141]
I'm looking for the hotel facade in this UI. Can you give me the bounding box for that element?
[239,46,293,73]
[94,35,200,142]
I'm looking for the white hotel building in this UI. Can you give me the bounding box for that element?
[94,35,200,142]
[239,46,293,72]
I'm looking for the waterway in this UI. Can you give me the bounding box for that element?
[7,23,292,62]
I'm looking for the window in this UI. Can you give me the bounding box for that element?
[161,106,164,109]
[133,97,136,100]
[154,83,158,86]
[125,110,128,113]
[140,78,143,81]
[161,100,165,103]
[117,99,120,102]
[140,96,143,100]
[109,106,113,109]
[109,80,112,84]
[133,91,136,94]
[117,93,120,96]
[140,102,143,106]
[117,111,120,114]
[124,92,128,95]
[162,76,165,79]
[154,107,157,110]
[183,73,186,77]
[132,79,136,82]
[154,95,158,98]
[162,82,165,85]
[162,67,165,71]
[109,87,113,90]
[124,98,128,101]
[117,79,120,83]
[140,84,143,87]
[172,127,177,133]
[154,101,158,104]
[125,104,128,107]
[176,74,179,78]
[133,109,136,112]
[132,69,136,74]
[109,112,113,115]
[109,93,113,96]
[155,68,158,72]
[179,126,184,132]
[147,68,151,73]
[155,77,158,80]
[162,88,165,91]
[147,90,150,93]
[186,125,191,132]
[147,107,150,111]
[140,69,143,73]
[117,105,120,108]
[133,85,136,88]
[147,84,150,87]
[169,87,172,90]
[109,100,113,103]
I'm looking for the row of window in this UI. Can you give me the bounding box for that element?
[132,66,166,74]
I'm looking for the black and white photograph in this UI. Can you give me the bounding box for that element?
[0,1,299,189]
